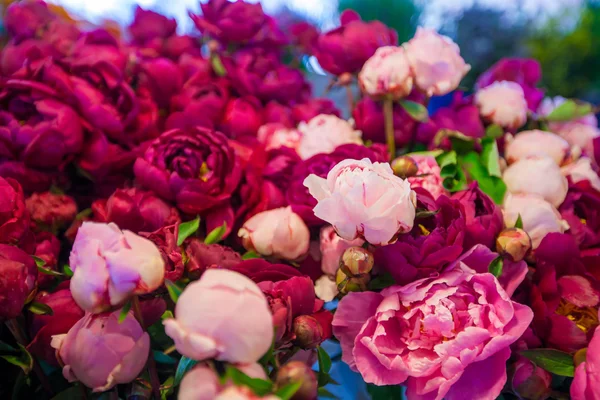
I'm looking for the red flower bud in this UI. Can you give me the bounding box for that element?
[293,310,333,349]
[275,361,318,400]
[26,192,78,232]
[496,228,532,262]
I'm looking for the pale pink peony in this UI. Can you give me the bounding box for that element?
[179,363,268,400]
[51,310,150,392]
[358,46,413,99]
[69,222,165,313]
[296,114,362,159]
[503,193,569,249]
[505,130,570,165]
[332,261,533,398]
[556,123,600,158]
[503,156,568,207]
[319,225,364,276]
[257,123,302,151]
[238,206,310,260]
[404,27,470,96]
[314,275,338,302]
[163,269,273,364]
[304,158,416,246]
[561,157,600,192]
[407,154,447,199]
[571,323,600,400]
[475,81,528,130]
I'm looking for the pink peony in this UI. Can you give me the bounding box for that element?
[562,157,600,193]
[179,364,269,400]
[69,222,165,313]
[407,154,447,199]
[319,225,364,276]
[163,269,273,364]
[332,261,533,399]
[503,156,568,207]
[404,28,470,96]
[475,81,528,129]
[571,324,600,400]
[557,123,600,158]
[304,158,416,245]
[505,130,570,165]
[51,310,150,392]
[358,46,413,100]
[503,193,569,249]
[257,123,302,151]
[238,206,310,260]
[296,114,362,160]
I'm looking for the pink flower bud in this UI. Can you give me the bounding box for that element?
[293,310,333,349]
[511,359,552,400]
[503,156,568,207]
[475,81,528,129]
[319,226,364,276]
[496,228,532,262]
[51,310,150,392]
[164,269,274,363]
[359,46,413,100]
[505,130,570,165]
[275,361,318,400]
[69,222,165,313]
[297,115,362,160]
[340,246,374,277]
[239,207,310,260]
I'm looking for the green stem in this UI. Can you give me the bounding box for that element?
[383,97,395,161]
[132,296,161,400]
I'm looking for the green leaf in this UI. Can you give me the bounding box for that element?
[545,99,592,122]
[259,332,277,368]
[368,273,396,291]
[317,387,339,399]
[174,356,198,386]
[211,54,227,77]
[489,256,504,278]
[399,100,429,122]
[275,381,303,400]
[165,280,183,303]
[520,349,575,377]
[481,138,502,178]
[450,136,475,154]
[436,150,457,170]
[160,376,175,400]
[406,150,443,158]
[515,214,524,229]
[461,152,506,204]
[204,221,227,244]
[177,216,200,246]
[63,265,74,277]
[153,350,176,365]
[28,301,53,316]
[485,124,504,139]
[36,262,64,277]
[225,366,273,396]
[317,346,332,374]
[161,310,174,320]
[242,251,261,260]
[75,208,92,220]
[118,301,132,323]
[32,256,45,267]
[1,344,33,374]
[366,383,405,399]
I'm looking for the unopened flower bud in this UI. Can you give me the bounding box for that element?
[391,156,419,179]
[339,246,374,277]
[275,361,318,400]
[496,228,532,262]
[336,268,370,294]
[292,311,333,349]
[574,347,588,368]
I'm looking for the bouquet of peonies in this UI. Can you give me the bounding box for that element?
[0,1,599,399]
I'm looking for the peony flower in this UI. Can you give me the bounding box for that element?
[451,182,503,250]
[128,6,177,45]
[219,96,264,139]
[139,224,184,282]
[556,122,600,158]
[560,176,600,249]
[562,157,600,193]
[332,260,533,398]
[320,225,364,276]
[407,154,447,199]
[226,258,304,283]
[184,240,242,280]
[505,130,570,165]
[404,27,470,96]
[358,46,413,99]
[292,98,341,125]
[503,156,568,207]
[476,58,544,111]
[475,81,528,130]
[28,287,85,366]
[179,364,270,400]
[257,123,302,151]
[51,310,150,392]
[304,158,416,245]
[503,193,569,249]
[91,188,180,234]
[163,269,273,363]
[0,177,35,252]
[293,310,334,349]
[296,114,362,160]
[571,324,600,400]
[69,222,165,313]
[314,10,397,76]
[239,207,310,260]
[26,192,78,232]
[33,232,61,289]
[0,244,37,319]
[510,358,552,400]
[133,127,242,233]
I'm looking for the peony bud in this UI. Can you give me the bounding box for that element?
[391,156,419,179]
[275,361,318,400]
[339,246,374,277]
[496,228,532,262]
[26,192,78,231]
[292,311,333,349]
[511,359,552,400]
[336,268,370,294]
[0,244,37,319]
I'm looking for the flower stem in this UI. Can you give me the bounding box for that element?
[5,319,53,395]
[132,296,161,400]
[345,85,355,116]
[383,97,395,160]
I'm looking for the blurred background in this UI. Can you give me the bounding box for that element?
[21,0,599,102]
